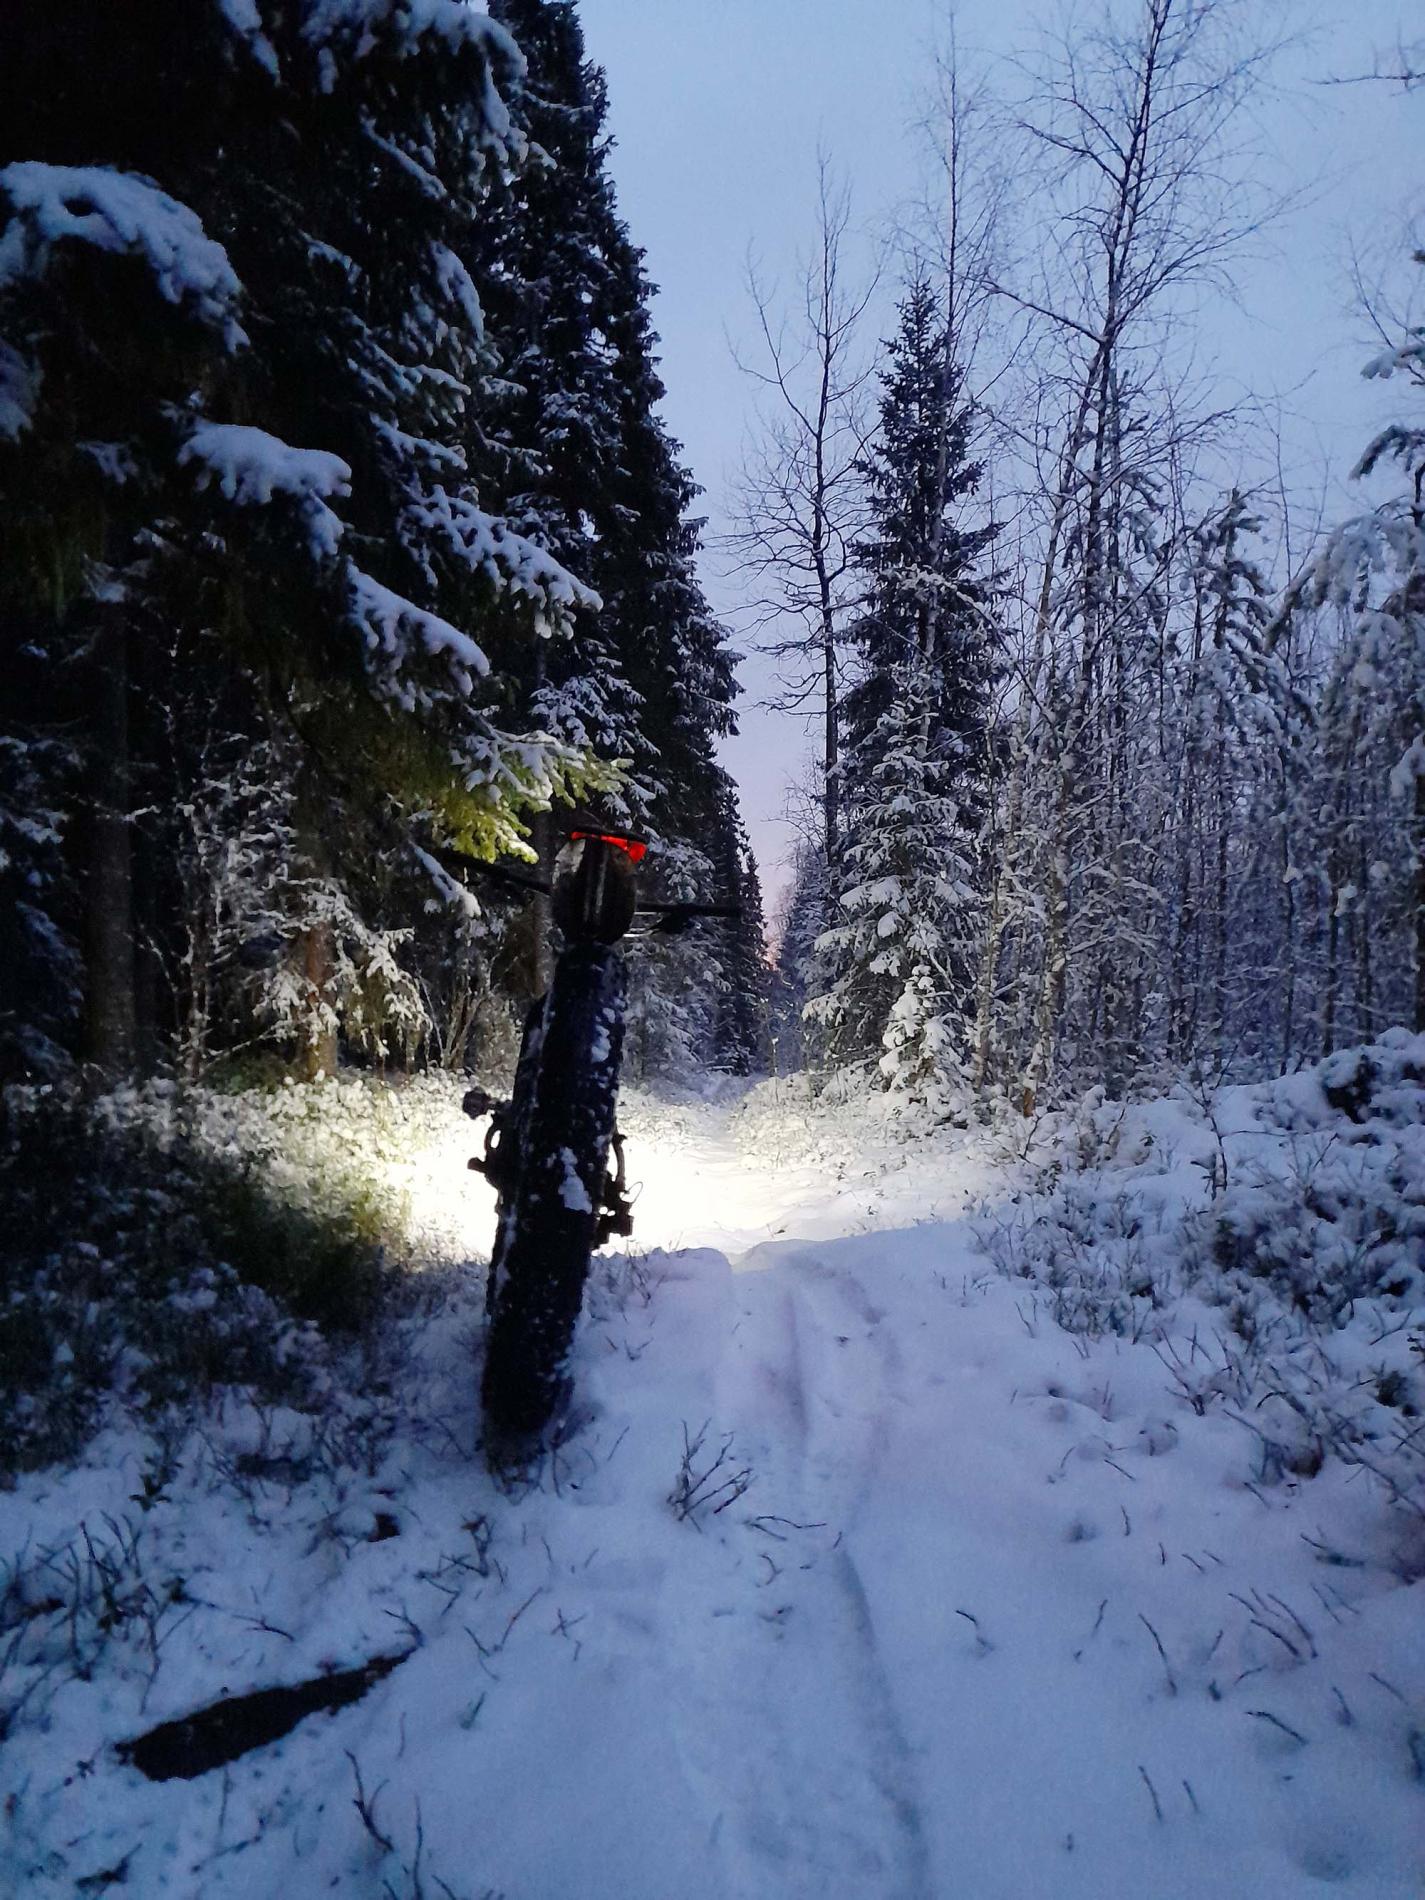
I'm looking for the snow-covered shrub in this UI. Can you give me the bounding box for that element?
[1184,1032,1425,1321]
[254,881,430,1068]
[1190,1146,1424,1322]
[1313,1035,1425,1128]
[974,1039,1425,1531]
[106,1069,496,1265]
[0,1089,401,1474]
[972,1174,1171,1341]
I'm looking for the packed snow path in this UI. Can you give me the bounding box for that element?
[601,1093,1417,1898]
[3,1081,1422,1897]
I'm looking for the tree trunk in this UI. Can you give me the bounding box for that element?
[1278,782,1296,1073]
[822,618,839,871]
[1211,519,1234,1071]
[1323,870,1340,1059]
[527,632,555,1000]
[83,617,136,1075]
[1023,721,1072,1115]
[295,807,337,1081]
[530,808,555,999]
[972,854,1006,1097]
[297,919,338,1080]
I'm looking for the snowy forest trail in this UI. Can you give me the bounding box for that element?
[611,1076,1001,1258]
[655,1248,932,1899]
[581,1086,1423,1900]
[3,1080,1422,1899]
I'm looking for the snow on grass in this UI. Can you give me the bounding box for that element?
[99,1069,498,1269]
[2,1051,1422,1896]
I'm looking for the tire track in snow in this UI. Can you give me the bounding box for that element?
[782,1254,928,1889]
[661,1246,930,1900]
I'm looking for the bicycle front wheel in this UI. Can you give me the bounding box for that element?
[480,943,627,1451]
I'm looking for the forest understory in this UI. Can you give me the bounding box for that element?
[1,1045,1422,1899]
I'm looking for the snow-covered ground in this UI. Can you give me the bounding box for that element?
[3,1061,1423,1897]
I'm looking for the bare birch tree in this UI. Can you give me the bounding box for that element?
[729,160,878,876]
[980,0,1287,1105]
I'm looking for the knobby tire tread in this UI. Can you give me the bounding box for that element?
[481,944,626,1449]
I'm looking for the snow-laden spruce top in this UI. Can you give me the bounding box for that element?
[0,164,244,344]
[299,0,524,67]
[220,0,527,92]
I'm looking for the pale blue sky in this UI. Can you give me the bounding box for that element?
[577,0,1420,912]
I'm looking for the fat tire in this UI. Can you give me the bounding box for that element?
[481,944,626,1450]
[484,995,545,1311]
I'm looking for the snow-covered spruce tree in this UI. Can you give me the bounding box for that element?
[1166,490,1305,1072]
[711,784,772,1075]
[478,0,648,787]
[1305,283,1425,1041]
[622,836,721,1081]
[476,0,743,1066]
[0,147,253,1076]
[771,837,831,1074]
[0,2,601,1080]
[806,280,999,1110]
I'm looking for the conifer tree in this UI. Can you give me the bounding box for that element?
[772,838,831,1075]
[806,281,999,1106]
[0,1,600,1078]
[712,786,771,1074]
[1306,284,1425,1041]
[483,0,738,807]
[478,0,648,786]
[1167,491,1299,1068]
[479,0,743,1058]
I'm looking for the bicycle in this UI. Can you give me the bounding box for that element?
[462,823,737,1458]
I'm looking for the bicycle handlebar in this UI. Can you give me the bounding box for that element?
[416,837,740,923]
[635,902,742,920]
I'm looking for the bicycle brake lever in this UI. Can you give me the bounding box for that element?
[636,902,740,937]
